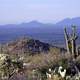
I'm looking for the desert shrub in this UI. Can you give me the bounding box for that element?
[58,58,68,69]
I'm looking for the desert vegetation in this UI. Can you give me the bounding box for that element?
[0,26,80,80]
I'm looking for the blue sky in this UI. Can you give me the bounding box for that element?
[0,0,80,24]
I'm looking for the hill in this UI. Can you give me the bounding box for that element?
[2,37,66,56]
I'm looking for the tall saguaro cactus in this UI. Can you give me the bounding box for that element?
[71,26,78,58]
[64,26,78,58]
[64,27,72,54]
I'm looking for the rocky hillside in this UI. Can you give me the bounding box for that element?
[5,38,50,54]
[3,37,66,55]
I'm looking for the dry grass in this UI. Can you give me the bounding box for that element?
[23,47,66,70]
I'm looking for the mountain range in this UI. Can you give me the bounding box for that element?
[0,17,80,46]
[0,17,80,29]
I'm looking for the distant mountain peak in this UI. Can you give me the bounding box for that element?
[20,20,43,27]
[71,17,80,20]
[28,20,43,25]
[55,17,80,27]
[29,20,40,23]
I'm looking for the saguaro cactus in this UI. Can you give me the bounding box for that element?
[64,27,72,54]
[64,26,78,58]
[71,26,78,58]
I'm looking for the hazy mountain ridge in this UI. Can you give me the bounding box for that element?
[0,17,80,45]
[55,17,80,27]
[1,17,80,27]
